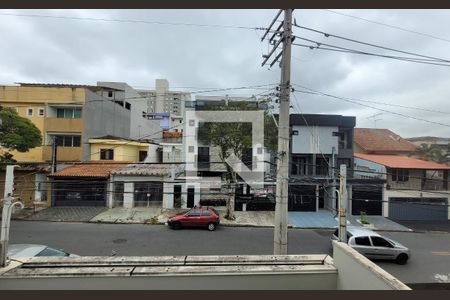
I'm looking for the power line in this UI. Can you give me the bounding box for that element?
[321,9,450,44]
[0,12,269,32]
[292,41,450,67]
[293,24,450,63]
[290,83,450,115]
[292,84,450,128]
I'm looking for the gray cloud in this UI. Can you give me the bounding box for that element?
[0,9,449,138]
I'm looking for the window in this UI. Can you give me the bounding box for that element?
[355,236,371,246]
[56,108,82,119]
[139,151,147,162]
[371,236,393,248]
[201,210,212,216]
[100,149,114,160]
[38,108,45,117]
[391,169,409,182]
[187,210,201,217]
[36,247,68,257]
[53,135,81,147]
[108,91,113,98]
[27,108,33,116]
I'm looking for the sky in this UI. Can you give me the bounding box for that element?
[0,9,449,138]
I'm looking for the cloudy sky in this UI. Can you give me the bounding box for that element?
[1,9,449,138]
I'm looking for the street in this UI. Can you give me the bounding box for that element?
[9,220,450,286]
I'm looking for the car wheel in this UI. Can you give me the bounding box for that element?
[172,222,182,230]
[395,253,408,265]
[207,222,216,231]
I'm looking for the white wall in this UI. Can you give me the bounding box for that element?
[333,241,410,290]
[291,125,338,154]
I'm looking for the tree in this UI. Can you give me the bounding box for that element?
[0,107,42,162]
[414,143,443,163]
[197,101,277,220]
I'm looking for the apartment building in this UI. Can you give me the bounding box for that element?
[0,82,162,163]
[288,114,356,212]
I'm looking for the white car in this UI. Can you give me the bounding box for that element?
[7,244,79,258]
[332,227,410,265]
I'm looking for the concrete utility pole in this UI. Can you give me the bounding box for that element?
[261,9,293,255]
[338,164,348,243]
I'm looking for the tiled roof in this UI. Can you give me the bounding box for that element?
[354,128,417,153]
[111,164,179,176]
[355,153,450,170]
[48,162,130,178]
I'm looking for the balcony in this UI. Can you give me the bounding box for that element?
[45,118,83,133]
[42,146,83,162]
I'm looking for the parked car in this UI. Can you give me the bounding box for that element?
[7,244,79,258]
[331,227,410,265]
[166,207,220,231]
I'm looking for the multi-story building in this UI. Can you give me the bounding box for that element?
[137,79,191,133]
[353,128,450,220]
[0,82,159,163]
[288,114,356,212]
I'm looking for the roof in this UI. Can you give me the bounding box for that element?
[111,163,178,176]
[355,153,450,170]
[289,114,356,127]
[354,128,417,153]
[15,82,123,91]
[48,162,129,178]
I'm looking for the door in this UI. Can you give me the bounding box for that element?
[369,236,396,259]
[184,209,201,227]
[351,185,382,215]
[351,236,375,258]
[187,187,195,208]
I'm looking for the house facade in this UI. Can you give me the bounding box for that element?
[288,114,356,212]
[353,128,450,220]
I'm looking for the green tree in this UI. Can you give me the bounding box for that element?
[414,143,442,162]
[0,107,42,162]
[197,101,277,220]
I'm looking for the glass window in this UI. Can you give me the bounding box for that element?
[63,136,72,147]
[74,108,82,118]
[201,210,212,216]
[371,236,393,248]
[73,136,81,147]
[55,136,64,146]
[36,247,68,257]
[27,108,33,116]
[100,149,114,160]
[64,109,73,118]
[187,210,201,217]
[355,236,371,246]
[38,108,45,117]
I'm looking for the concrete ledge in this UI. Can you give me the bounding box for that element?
[332,241,410,290]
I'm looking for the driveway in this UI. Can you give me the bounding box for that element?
[26,207,107,222]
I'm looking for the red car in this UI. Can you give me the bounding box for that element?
[166,207,220,231]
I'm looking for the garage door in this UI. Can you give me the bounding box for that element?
[389,197,448,220]
[352,185,382,215]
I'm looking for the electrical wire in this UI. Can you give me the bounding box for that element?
[321,9,450,44]
[293,24,450,63]
[291,85,450,128]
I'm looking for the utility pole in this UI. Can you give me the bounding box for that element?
[338,164,348,243]
[51,136,58,173]
[261,9,293,255]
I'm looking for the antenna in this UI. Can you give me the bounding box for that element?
[367,113,383,128]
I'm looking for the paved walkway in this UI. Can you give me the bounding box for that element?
[13,206,412,231]
[26,207,107,222]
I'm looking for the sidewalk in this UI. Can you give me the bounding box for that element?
[90,207,277,227]
[13,206,414,232]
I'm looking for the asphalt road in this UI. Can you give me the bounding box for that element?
[8,221,450,286]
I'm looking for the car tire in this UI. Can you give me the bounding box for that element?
[395,253,408,265]
[207,222,216,231]
[172,222,182,230]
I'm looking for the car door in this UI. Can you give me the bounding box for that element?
[184,210,201,227]
[350,236,376,258]
[200,210,213,226]
[369,236,396,259]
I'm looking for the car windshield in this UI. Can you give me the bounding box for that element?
[36,247,69,257]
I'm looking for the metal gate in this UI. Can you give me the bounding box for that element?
[389,197,448,220]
